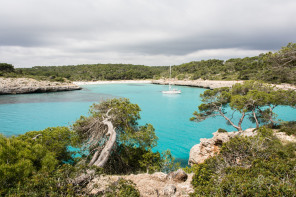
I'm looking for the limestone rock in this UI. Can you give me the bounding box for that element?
[152,172,167,182]
[152,79,296,90]
[87,172,194,197]
[152,79,243,89]
[87,175,120,194]
[188,128,296,166]
[163,184,177,196]
[188,129,256,166]
[275,132,296,143]
[0,77,82,94]
[166,169,188,182]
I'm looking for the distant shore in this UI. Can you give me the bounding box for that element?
[73,80,152,85]
[152,79,296,90]
[152,79,243,89]
[75,79,296,90]
[2,78,294,95]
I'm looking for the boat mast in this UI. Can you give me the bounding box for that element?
[169,65,171,90]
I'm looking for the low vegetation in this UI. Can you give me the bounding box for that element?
[190,127,296,196]
[279,121,296,136]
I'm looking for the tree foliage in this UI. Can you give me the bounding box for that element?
[191,81,296,131]
[164,43,296,84]
[0,127,77,195]
[0,63,15,76]
[15,63,168,81]
[191,127,296,196]
[73,98,172,174]
[266,42,296,83]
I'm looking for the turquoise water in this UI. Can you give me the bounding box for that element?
[0,83,295,161]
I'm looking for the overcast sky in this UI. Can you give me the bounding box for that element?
[1,0,296,68]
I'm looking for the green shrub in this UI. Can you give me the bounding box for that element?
[0,127,77,195]
[279,121,296,136]
[191,127,296,196]
[191,163,213,187]
[217,128,228,133]
[105,179,140,197]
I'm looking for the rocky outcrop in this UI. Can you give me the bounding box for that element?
[275,132,296,144]
[188,128,256,166]
[0,77,81,94]
[166,169,188,183]
[163,184,177,196]
[87,170,194,197]
[188,128,296,166]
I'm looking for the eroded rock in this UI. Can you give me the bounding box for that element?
[87,172,194,197]
[188,128,256,166]
[166,169,188,182]
[163,184,177,196]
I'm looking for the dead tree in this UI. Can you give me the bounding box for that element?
[74,108,117,168]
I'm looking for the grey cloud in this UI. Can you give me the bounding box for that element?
[0,0,296,67]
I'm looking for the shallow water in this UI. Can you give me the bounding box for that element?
[0,83,295,161]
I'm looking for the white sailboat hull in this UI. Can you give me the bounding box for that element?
[162,89,181,94]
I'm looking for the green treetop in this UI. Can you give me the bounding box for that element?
[191,81,296,131]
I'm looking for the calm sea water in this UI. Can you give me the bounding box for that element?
[0,83,295,161]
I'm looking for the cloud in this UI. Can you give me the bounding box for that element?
[0,0,296,67]
[0,46,267,67]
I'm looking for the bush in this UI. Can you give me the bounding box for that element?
[279,121,296,136]
[0,127,77,195]
[105,179,140,197]
[0,63,14,72]
[191,127,296,196]
[217,128,228,133]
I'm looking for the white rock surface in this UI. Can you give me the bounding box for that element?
[0,77,81,94]
[87,171,194,197]
[152,79,296,90]
[188,129,256,166]
[189,128,296,166]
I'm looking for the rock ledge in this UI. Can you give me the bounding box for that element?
[0,77,82,94]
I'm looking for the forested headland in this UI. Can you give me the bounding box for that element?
[1,42,295,84]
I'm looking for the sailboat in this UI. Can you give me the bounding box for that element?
[162,65,181,94]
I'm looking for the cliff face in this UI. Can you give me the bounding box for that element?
[0,78,82,94]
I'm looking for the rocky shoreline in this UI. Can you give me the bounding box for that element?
[152,79,243,89]
[152,79,296,90]
[0,77,82,95]
[72,79,296,91]
[73,80,152,85]
[1,78,295,95]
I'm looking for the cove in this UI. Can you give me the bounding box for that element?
[0,83,295,162]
